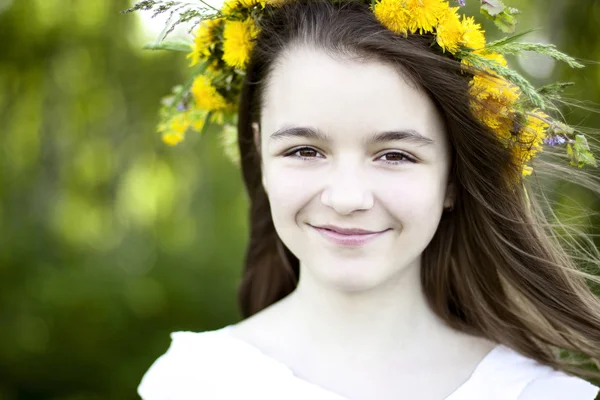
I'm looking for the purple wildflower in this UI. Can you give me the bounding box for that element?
[544,135,567,147]
[457,0,466,5]
[176,102,186,111]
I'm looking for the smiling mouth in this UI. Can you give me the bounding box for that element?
[310,225,390,246]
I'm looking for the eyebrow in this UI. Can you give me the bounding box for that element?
[269,126,435,146]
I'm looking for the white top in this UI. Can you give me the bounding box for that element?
[138,326,599,400]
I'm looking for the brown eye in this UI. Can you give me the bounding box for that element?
[285,147,324,159]
[379,151,416,164]
[297,148,318,157]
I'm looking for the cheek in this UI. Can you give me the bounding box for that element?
[376,172,446,221]
[264,164,320,221]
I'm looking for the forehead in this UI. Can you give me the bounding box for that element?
[261,45,446,144]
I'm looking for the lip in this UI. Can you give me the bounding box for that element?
[311,224,390,246]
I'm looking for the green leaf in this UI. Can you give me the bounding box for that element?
[484,28,537,50]
[480,0,507,15]
[567,143,574,164]
[199,111,213,136]
[578,151,597,168]
[549,121,575,136]
[574,134,597,167]
[121,0,158,14]
[483,43,584,69]
[568,135,597,168]
[480,0,520,33]
[537,82,575,97]
[516,83,575,112]
[143,41,192,52]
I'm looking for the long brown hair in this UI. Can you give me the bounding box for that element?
[235,0,600,379]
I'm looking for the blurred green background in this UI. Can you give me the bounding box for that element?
[0,0,599,399]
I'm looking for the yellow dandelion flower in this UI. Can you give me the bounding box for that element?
[162,132,184,146]
[471,102,513,140]
[223,0,269,13]
[239,0,267,7]
[221,0,239,15]
[521,165,533,176]
[206,59,221,74]
[405,0,447,34]
[159,113,191,146]
[222,0,274,13]
[188,19,222,67]
[471,74,520,104]
[222,19,259,69]
[373,0,411,36]
[461,16,485,50]
[515,111,549,164]
[187,109,207,131]
[469,74,521,140]
[209,111,226,125]
[435,6,464,53]
[170,113,191,133]
[191,75,228,111]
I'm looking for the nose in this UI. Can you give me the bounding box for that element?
[320,164,374,215]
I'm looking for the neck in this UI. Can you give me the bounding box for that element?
[279,259,452,361]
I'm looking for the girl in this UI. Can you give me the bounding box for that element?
[135,0,600,398]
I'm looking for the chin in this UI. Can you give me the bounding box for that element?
[305,257,402,292]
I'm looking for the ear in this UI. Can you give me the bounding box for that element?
[252,122,261,153]
[443,181,456,211]
[262,175,268,195]
[252,122,268,194]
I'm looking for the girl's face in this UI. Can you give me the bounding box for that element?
[258,46,454,291]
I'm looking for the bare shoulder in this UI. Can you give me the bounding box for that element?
[430,323,499,370]
[229,297,293,353]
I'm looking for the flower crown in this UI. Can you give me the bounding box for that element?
[124,0,596,176]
